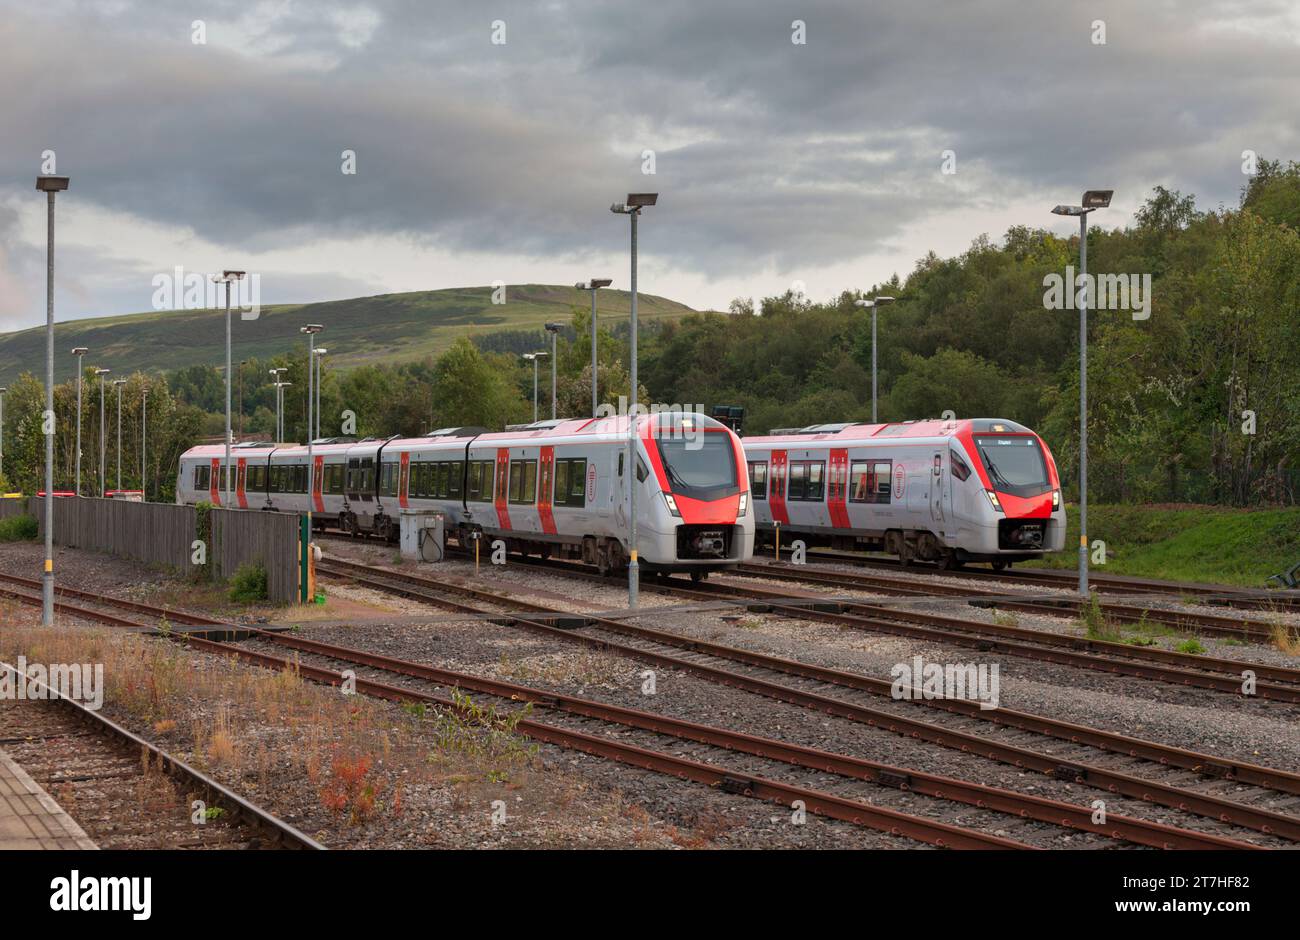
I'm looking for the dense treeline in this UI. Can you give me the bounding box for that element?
[1,162,1297,505]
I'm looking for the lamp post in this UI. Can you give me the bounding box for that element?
[113,378,127,492]
[0,386,6,484]
[522,352,548,423]
[314,348,327,439]
[576,279,612,417]
[610,192,657,610]
[95,369,110,497]
[71,347,87,495]
[543,323,562,419]
[853,295,895,424]
[238,360,246,442]
[300,325,323,531]
[213,271,246,506]
[36,174,69,625]
[270,368,287,440]
[1051,189,1113,598]
[275,381,292,440]
[141,386,148,501]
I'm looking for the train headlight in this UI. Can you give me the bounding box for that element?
[738,492,749,517]
[985,490,1004,513]
[1052,489,1061,511]
[663,492,682,517]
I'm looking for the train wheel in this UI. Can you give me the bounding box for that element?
[689,571,708,584]
[991,560,1010,572]
[939,553,963,571]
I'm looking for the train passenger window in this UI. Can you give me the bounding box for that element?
[787,461,825,501]
[466,460,493,501]
[294,465,308,493]
[379,463,398,497]
[194,465,209,490]
[950,451,972,482]
[849,460,892,504]
[508,460,538,504]
[447,462,463,498]
[327,464,345,495]
[553,459,587,508]
[747,461,768,500]
[554,461,569,504]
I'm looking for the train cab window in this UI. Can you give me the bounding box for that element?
[553,458,588,508]
[849,460,892,504]
[950,451,972,483]
[787,461,825,501]
[636,458,648,483]
[508,460,538,504]
[747,461,768,500]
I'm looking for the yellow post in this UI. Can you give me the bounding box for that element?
[475,535,480,574]
[774,522,781,562]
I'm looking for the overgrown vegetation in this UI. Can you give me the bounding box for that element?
[0,514,38,541]
[228,561,269,603]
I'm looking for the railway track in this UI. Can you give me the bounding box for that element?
[791,548,1300,613]
[310,556,1300,845]
[381,550,1300,703]
[2,571,1273,849]
[734,560,1284,643]
[0,660,323,850]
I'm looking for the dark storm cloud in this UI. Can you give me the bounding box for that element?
[1,0,1298,322]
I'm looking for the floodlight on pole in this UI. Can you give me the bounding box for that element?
[543,323,563,420]
[522,352,548,422]
[213,270,246,507]
[576,280,613,418]
[610,192,657,609]
[36,175,69,625]
[854,295,896,424]
[113,378,127,492]
[270,368,288,440]
[1050,189,1112,598]
[300,325,323,545]
[71,347,87,496]
[95,369,111,498]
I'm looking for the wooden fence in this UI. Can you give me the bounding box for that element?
[211,507,301,604]
[30,498,300,604]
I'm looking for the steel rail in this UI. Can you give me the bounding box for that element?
[0,657,324,850]
[313,558,1300,841]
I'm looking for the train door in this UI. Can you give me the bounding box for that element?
[236,459,248,509]
[768,450,789,526]
[827,449,849,529]
[538,446,556,535]
[929,450,946,524]
[494,448,512,530]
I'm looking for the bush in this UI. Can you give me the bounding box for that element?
[0,515,39,542]
[228,562,269,602]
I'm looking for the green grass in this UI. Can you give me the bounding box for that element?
[1038,503,1300,588]
[228,562,269,603]
[0,515,38,541]
[0,284,704,382]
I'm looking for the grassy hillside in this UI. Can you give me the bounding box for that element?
[0,284,701,383]
[1037,504,1300,588]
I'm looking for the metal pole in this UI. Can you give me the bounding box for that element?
[307,334,315,532]
[0,391,5,482]
[871,305,878,424]
[314,353,321,439]
[238,362,244,442]
[42,190,55,625]
[1078,212,1089,597]
[532,358,539,422]
[224,280,232,506]
[627,209,639,609]
[115,381,122,491]
[99,374,105,497]
[550,330,557,420]
[141,389,147,501]
[590,289,598,418]
[74,365,82,496]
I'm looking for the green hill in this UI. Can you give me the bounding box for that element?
[0,284,702,383]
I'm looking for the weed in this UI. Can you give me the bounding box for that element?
[0,515,38,541]
[228,562,269,603]
[1176,638,1207,655]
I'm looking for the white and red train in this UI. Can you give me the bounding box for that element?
[176,412,755,578]
[741,417,1066,569]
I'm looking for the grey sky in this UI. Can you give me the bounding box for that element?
[0,0,1297,331]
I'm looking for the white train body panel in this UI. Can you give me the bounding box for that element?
[742,418,1066,563]
[177,413,755,573]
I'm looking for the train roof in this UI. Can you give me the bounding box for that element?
[743,418,1033,446]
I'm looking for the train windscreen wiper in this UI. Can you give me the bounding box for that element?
[980,450,1012,489]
